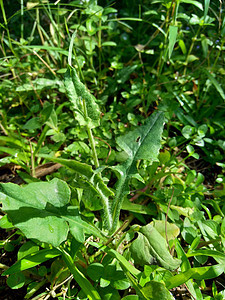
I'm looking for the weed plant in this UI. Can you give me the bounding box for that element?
[0,0,225,299]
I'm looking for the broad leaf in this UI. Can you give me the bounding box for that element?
[0,178,105,247]
[64,66,100,128]
[40,156,114,229]
[111,111,164,233]
[150,220,180,240]
[130,224,181,270]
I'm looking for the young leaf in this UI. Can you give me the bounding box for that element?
[64,66,100,128]
[0,178,105,247]
[111,111,164,233]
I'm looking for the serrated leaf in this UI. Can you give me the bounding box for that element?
[0,178,105,247]
[111,112,164,233]
[64,66,100,128]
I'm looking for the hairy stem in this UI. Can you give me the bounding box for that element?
[82,98,99,168]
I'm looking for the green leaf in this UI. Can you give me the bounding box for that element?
[99,285,120,300]
[40,156,114,229]
[122,296,139,300]
[3,248,61,275]
[102,41,117,47]
[105,247,141,277]
[23,117,42,130]
[0,178,105,247]
[89,242,141,278]
[111,112,164,233]
[168,26,178,59]
[64,66,100,128]
[60,248,101,300]
[151,220,180,241]
[205,69,225,101]
[7,272,25,289]
[165,264,224,289]
[204,0,210,20]
[186,249,225,264]
[175,239,191,272]
[17,241,39,260]
[180,0,203,10]
[87,263,104,282]
[16,78,62,92]
[122,198,157,216]
[141,281,175,300]
[130,224,181,271]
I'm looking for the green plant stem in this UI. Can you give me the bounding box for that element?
[82,98,99,168]
[212,38,225,69]
[0,0,15,56]
[183,26,201,75]
[197,238,221,249]
[30,141,36,177]
[98,19,102,74]
[0,263,8,270]
[36,8,45,45]
[0,0,17,80]
[157,5,171,79]
[20,0,24,39]
[33,125,49,157]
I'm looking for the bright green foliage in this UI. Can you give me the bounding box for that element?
[0,0,225,299]
[140,281,175,300]
[40,156,114,229]
[0,178,105,246]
